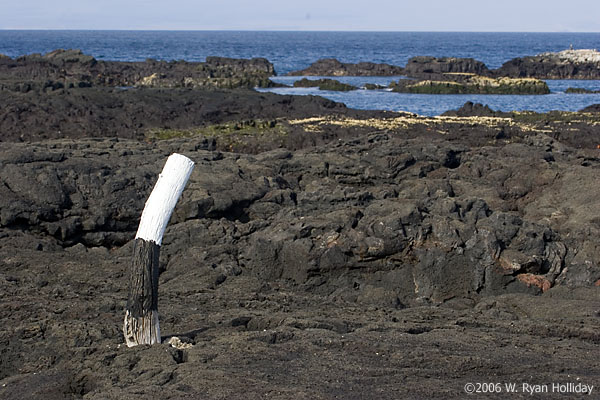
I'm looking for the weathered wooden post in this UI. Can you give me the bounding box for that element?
[124,153,195,347]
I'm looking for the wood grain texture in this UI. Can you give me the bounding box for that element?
[127,238,159,317]
[124,238,161,346]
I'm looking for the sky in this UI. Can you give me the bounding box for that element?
[2,0,600,32]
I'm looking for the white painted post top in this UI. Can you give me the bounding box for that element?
[135,153,195,245]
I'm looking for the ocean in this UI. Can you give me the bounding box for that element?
[1,30,599,115]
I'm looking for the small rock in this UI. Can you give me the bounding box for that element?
[167,336,193,349]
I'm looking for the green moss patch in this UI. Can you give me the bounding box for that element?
[144,119,287,141]
[390,74,550,95]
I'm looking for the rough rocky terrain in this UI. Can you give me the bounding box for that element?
[0,49,277,90]
[287,58,405,76]
[403,56,490,79]
[496,49,600,79]
[288,50,600,80]
[566,87,600,94]
[389,74,549,95]
[293,78,358,91]
[285,74,549,95]
[1,54,600,399]
[0,86,368,143]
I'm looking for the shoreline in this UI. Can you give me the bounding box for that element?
[2,48,599,118]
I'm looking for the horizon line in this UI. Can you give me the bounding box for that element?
[1,28,599,34]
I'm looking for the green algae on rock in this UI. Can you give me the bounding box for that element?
[0,50,278,90]
[390,73,550,95]
[145,119,287,140]
[144,119,289,152]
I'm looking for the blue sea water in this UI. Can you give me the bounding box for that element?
[261,75,600,116]
[1,30,599,115]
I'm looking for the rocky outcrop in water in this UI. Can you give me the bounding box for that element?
[293,78,357,91]
[566,87,600,94]
[409,50,600,80]
[288,50,600,80]
[390,73,550,95]
[0,49,277,89]
[404,56,490,79]
[494,49,600,79]
[288,58,405,76]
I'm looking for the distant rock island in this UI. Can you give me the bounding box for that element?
[403,56,490,79]
[287,73,550,95]
[287,58,404,76]
[0,49,278,91]
[292,77,357,91]
[565,87,600,94]
[495,49,600,79]
[288,49,600,80]
[389,73,550,95]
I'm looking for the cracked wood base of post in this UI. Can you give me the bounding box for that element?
[123,153,195,347]
[124,238,161,347]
